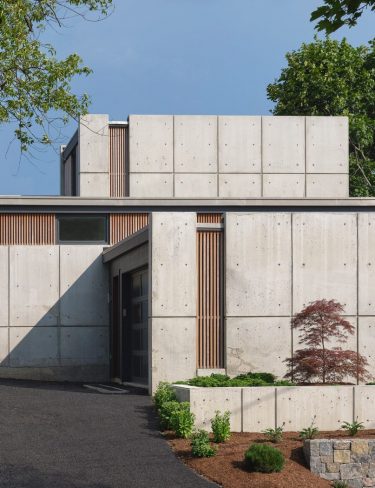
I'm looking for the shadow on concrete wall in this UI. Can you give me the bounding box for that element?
[0,250,110,383]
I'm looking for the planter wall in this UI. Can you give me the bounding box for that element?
[173,385,375,432]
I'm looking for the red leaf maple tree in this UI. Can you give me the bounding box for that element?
[285,299,370,384]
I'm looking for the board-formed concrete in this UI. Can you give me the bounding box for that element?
[358,213,375,315]
[9,246,59,327]
[0,246,8,327]
[60,246,109,326]
[60,327,108,365]
[174,174,217,198]
[226,317,292,378]
[174,116,217,173]
[242,387,276,432]
[292,213,357,314]
[151,317,196,386]
[306,174,349,198]
[225,212,291,316]
[306,116,349,173]
[9,326,59,367]
[129,115,173,173]
[262,174,305,198]
[78,114,109,173]
[262,116,305,173]
[130,173,173,198]
[219,174,261,198]
[151,212,196,317]
[218,116,261,173]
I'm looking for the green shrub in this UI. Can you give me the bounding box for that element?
[244,443,285,473]
[175,372,294,388]
[153,382,177,411]
[171,402,195,438]
[262,423,285,443]
[235,372,276,383]
[191,430,216,457]
[211,410,231,443]
[333,482,349,488]
[158,400,181,430]
[341,419,364,436]
[299,416,319,440]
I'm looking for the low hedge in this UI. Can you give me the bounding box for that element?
[175,372,293,388]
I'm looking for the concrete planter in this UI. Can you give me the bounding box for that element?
[173,385,375,433]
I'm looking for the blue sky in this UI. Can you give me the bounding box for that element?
[0,0,373,196]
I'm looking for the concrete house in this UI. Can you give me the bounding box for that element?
[1,114,374,393]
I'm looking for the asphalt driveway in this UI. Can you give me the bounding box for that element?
[0,380,216,488]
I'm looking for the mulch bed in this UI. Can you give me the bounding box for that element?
[167,430,375,488]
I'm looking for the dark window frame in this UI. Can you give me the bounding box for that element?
[56,214,108,244]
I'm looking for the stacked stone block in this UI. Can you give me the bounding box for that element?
[304,439,375,487]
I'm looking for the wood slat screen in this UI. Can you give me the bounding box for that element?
[0,214,56,245]
[109,213,149,245]
[197,213,223,223]
[109,125,127,197]
[197,229,224,369]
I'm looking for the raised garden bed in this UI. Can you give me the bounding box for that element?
[168,430,375,488]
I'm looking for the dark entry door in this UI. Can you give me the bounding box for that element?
[123,268,148,385]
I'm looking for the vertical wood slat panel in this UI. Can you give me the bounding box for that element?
[197,213,223,224]
[197,229,224,369]
[0,214,55,245]
[109,126,127,198]
[109,213,149,245]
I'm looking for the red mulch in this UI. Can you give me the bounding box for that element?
[167,430,375,488]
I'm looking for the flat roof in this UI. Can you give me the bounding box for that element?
[0,196,375,212]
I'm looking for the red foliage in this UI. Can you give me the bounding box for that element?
[285,299,370,384]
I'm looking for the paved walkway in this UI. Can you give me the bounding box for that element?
[0,380,216,488]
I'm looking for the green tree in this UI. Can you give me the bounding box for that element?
[311,0,375,33]
[267,37,375,197]
[0,0,112,151]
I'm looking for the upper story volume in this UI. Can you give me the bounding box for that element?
[60,114,349,199]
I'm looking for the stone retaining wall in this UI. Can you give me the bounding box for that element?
[304,439,375,487]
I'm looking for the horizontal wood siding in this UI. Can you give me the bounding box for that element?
[0,214,56,245]
[109,213,149,245]
[197,229,224,369]
[109,126,127,197]
[197,213,223,224]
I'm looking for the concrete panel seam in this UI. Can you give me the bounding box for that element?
[356,212,359,385]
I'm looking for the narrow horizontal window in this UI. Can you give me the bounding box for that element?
[58,215,107,243]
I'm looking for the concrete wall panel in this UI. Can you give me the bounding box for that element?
[151,213,196,316]
[226,317,291,378]
[174,174,217,198]
[306,116,349,173]
[263,174,305,198]
[79,173,109,198]
[218,116,261,173]
[129,115,173,173]
[0,328,8,365]
[262,116,305,173]
[0,247,8,326]
[277,386,353,431]
[60,246,108,326]
[219,174,261,198]
[358,214,375,315]
[79,114,109,173]
[174,116,217,173]
[242,387,276,432]
[293,213,357,314]
[226,213,291,316]
[358,317,375,379]
[130,173,173,198]
[60,327,108,365]
[151,318,196,387]
[10,247,59,326]
[9,327,58,367]
[354,387,375,429]
[306,174,349,198]
[190,387,242,432]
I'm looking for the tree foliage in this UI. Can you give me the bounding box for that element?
[311,0,375,33]
[267,37,375,196]
[284,299,370,384]
[0,0,112,151]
